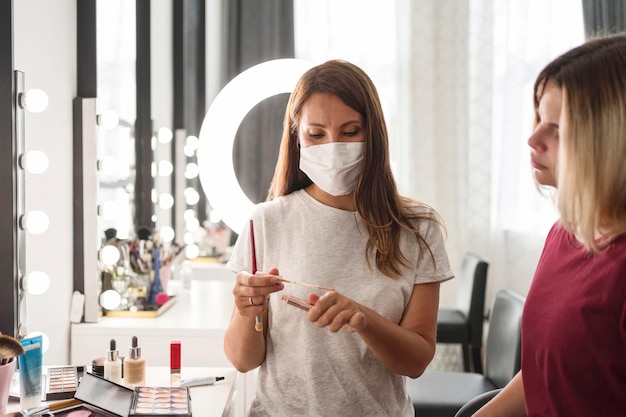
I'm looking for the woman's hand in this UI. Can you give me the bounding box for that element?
[307,292,367,332]
[233,267,284,318]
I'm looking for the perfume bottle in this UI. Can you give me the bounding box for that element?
[104,339,122,384]
[124,336,145,388]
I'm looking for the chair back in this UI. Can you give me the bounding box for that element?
[484,289,525,388]
[456,252,489,347]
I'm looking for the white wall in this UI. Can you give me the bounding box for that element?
[14,0,76,365]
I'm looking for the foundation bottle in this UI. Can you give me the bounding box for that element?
[104,338,122,384]
[124,336,146,388]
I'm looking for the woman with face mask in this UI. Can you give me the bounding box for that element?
[223,60,453,416]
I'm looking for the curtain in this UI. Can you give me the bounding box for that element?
[582,0,626,38]
[395,0,584,305]
[226,0,295,205]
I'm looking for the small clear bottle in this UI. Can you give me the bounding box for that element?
[124,336,146,388]
[104,339,122,384]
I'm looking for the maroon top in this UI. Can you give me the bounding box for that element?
[522,223,626,416]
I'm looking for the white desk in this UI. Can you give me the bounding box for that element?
[6,366,238,417]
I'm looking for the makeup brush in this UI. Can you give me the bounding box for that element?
[0,332,24,365]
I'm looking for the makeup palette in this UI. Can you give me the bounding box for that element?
[45,365,86,401]
[74,372,193,417]
[132,386,191,416]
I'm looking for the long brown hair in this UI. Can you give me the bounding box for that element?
[268,60,444,278]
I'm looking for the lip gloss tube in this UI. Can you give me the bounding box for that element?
[170,341,181,386]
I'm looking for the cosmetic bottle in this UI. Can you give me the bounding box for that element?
[124,336,145,388]
[170,341,181,386]
[104,339,122,384]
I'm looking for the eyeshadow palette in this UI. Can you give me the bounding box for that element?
[131,387,191,416]
[45,365,86,401]
[74,372,193,417]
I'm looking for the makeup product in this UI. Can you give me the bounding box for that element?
[74,372,192,417]
[45,365,86,401]
[249,219,263,332]
[170,341,181,386]
[281,294,313,311]
[124,336,146,389]
[91,357,105,378]
[0,332,24,365]
[47,397,83,413]
[279,278,335,292]
[104,338,122,384]
[178,376,224,388]
[18,335,43,411]
[132,386,191,416]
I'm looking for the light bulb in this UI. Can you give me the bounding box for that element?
[185,244,200,259]
[185,135,199,151]
[99,289,121,310]
[99,245,120,266]
[158,160,173,177]
[159,193,174,210]
[184,188,200,205]
[183,144,196,158]
[20,210,49,234]
[209,210,222,224]
[23,271,50,295]
[157,127,173,144]
[184,162,199,179]
[185,216,200,232]
[183,232,194,245]
[160,226,175,243]
[183,209,196,221]
[97,110,120,129]
[20,88,49,113]
[198,59,315,233]
[151,161,157,178]
[20,150,49,174]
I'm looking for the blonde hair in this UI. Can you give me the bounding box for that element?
[547,35,626,251]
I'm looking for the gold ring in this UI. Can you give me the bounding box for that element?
[249,297,254,306]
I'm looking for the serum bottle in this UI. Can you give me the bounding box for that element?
[124,336,146,388]
[104,339,122,384]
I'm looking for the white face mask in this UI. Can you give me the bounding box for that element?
[299,142,364,196]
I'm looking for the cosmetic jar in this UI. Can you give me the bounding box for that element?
[92,357,105,378]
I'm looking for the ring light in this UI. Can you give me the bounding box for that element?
[198,58,316,234]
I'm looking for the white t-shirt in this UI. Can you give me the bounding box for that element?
[227,189,453,417]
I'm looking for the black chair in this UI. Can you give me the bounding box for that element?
[453,389,502,417]
[407,289,525,417]
[437,252,489,373]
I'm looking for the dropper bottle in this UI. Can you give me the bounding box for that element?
[104,338,122,384]
[124,336,146,388]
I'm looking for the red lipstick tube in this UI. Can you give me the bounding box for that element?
[170,341,181,385]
